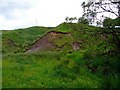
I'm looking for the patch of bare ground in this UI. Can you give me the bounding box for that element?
[6,39,17,46]
[26,31,71,52]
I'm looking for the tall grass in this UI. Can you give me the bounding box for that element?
[2,51,101,88]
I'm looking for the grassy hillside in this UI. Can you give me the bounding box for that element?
[2,23,120,88]
[2,26,52,53]
[2,23,99,53]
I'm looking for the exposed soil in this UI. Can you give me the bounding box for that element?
[6,39,17,46]
[72,42,80,50]
[26,31,71,52]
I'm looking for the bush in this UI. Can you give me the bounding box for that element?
[78,17,89,25]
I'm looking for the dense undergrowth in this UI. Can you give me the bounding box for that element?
[2,23,120,88]
[2,51,101,88]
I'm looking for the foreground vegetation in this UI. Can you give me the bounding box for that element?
[3,51,101,88]
[2,23,120,88]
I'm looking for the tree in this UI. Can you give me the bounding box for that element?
[103,17,114,28]
[77,17,89,24]
[69,17,74,23]
[114,17,120,26]
[81,0,120,50]
[73,17,77,22]
[65,17,69,23]
[65,17,77,23]
[103,17,120,28]
[81,1,120,88]
[81,0,120,24]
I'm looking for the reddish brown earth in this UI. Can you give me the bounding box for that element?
[26,31,71,52]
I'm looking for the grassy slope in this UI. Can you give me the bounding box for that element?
[2,23,120,88]
[2,26,52,53]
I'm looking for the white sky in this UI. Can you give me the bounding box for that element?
[0,0,86,30]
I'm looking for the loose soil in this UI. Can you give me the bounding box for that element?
[26,31,71,52]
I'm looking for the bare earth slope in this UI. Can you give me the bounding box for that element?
[27,31,72,52]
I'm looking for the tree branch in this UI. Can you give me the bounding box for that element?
[99,4,118,17]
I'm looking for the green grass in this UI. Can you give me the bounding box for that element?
[2,23,99,54]
[2,51,102,88]
[2,26,52,53]
[2,23,120,88]
[56,22,73,33]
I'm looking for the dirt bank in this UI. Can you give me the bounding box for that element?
[26,31,71,52]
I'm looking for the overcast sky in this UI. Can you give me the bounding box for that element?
[0,0,86,30]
